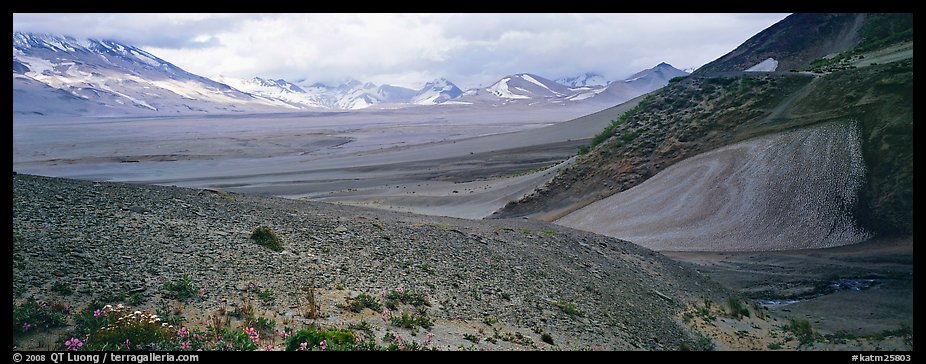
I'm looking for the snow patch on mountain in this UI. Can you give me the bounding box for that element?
[745,58,779,72]
[487,78,531,99]
[519,74,553,93]
[557,72,610,87]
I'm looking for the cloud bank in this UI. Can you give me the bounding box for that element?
[13,13,789,89]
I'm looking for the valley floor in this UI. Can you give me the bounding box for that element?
[665,237,913,350]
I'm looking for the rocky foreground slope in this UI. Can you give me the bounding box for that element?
[13,174,728,350]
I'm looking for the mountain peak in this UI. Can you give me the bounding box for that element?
[412,78,463,105]
[557,72,609,87]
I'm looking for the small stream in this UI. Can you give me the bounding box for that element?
[755,278,882,306]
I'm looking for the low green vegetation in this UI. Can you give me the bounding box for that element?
[692,331,715,351]
[588,95,653,149]
[540,332,554,346]
[785,318,816,346]
[286,328,354,351]
[668,75,689,84]
[384,288,430,311]
[50,281,74,296]
[162,275,197,302]
[250,226,283,252]
[13,300,69,335]
[696,299,716,321]
[504,163,559,178]
[255,288,275,305]
[727,297,750,319]
[463,333,480,343]
[556,300,584,317]
[856,13,913,53]
[342,293,383,313]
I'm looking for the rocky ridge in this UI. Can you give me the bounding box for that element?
[13,174,728,350]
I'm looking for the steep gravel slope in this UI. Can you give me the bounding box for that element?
[557,122,870,251]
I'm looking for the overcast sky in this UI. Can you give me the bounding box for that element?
[13,13,789,89]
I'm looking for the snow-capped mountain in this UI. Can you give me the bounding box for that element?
[584,62,690,106]
[556,72,609,87]
[457,64,689,109]
[411,78,464,105]
[459,73,579,105]
[12,32,291,116]
[214,76,326,109]
[217,76,464,110]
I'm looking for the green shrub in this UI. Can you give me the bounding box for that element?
[390,310,433,330]
[163,275,196,302]
[256,288,275,305]
[78,305,173,351]
[669,76,689,84]
[384,289,430,310]
[786,318,816,346]
[13,301,68,335]
[216,329,258,351]
[255,316,276,333]
[540,332,554,345]
[286,328,355,351]
[343,293,383,313]
[250,226,283,252]
[727,298,750,319]
[589,95,653,148]
[556,301,584,317]
[693,332,715,351]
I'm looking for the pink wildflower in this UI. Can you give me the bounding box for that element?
[181,341,190,350]
[265,345,273,351]
[245,327,259,343]
[22,323,31,331]
[178,327,189,338]
[124,339,131,349]
[65,338,83,351]
[298,342,308,351]
[197,288,205,298]
[319,340,328,350]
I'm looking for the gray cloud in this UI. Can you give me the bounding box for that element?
[13,13,789,89]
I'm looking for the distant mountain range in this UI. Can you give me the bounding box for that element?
[214,76,465,110]
[12,31,689,116]
[458,64,689,108]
